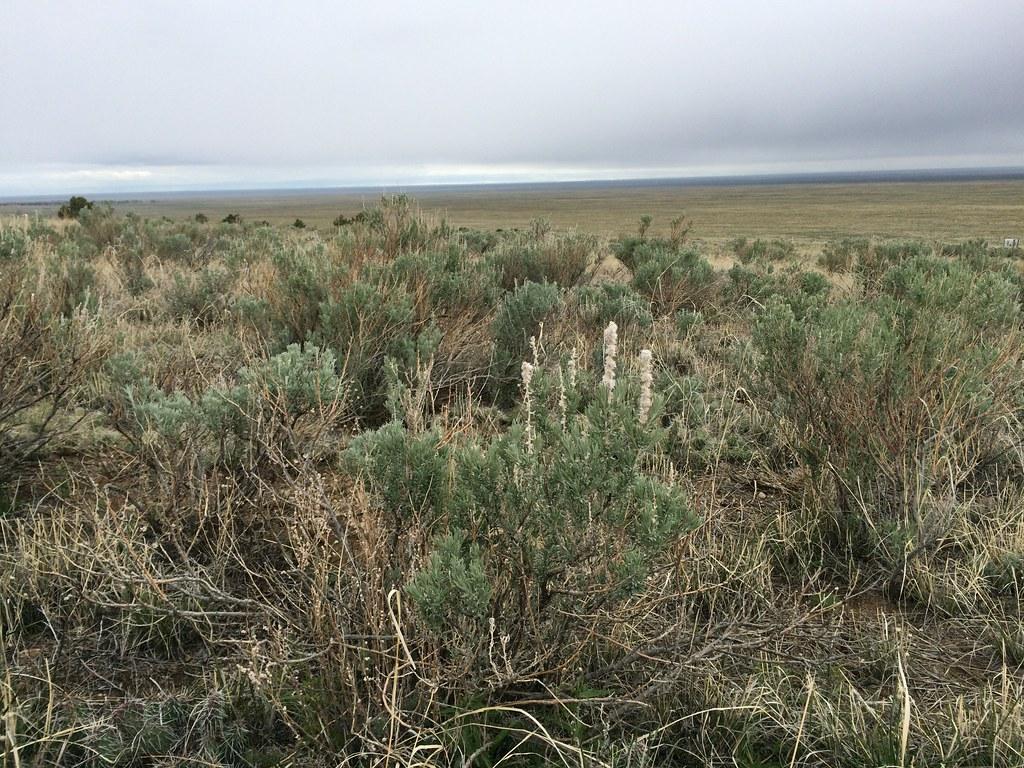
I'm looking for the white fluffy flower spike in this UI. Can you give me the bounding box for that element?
[638,349,654,423]
[601,321,618,392]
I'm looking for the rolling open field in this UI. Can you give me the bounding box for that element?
[5,178,1024,246]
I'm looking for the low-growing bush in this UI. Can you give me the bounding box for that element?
[127,343,348,474]
[348,324,698,688]
[854,239,932,290]
[486,230,597,289]
[631,247,717,312]
[725,263,829,318]
[754,255,1022,558]
[573,283,654,330]
[165,264,235,325]
[0,224,29,262]
[730,237,796,264]
[0,288,105,493]
[490,281,562,399]
[818,237,869,273]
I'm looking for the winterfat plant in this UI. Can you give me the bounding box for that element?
[638,348,653,423]
[602,321,618,391]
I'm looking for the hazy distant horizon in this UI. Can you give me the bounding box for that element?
[4,164,1024,205]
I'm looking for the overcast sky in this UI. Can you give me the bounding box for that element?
[2,0,1023,195]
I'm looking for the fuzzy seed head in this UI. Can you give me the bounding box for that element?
[602,321,618,391]
[638,348,654,423]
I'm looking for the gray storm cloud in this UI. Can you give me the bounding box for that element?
[1,0,1022,193]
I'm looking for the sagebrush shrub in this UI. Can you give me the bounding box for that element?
[754,254,1022,541]
[0,289,104,493]
[486,230,597,289]
[855,239,932,291]
[165,264,235,325]
[573,283,654,330]
[631,247,716,312]
[348,325,697,680]
[490,281,562,398]
[373,246,502,318]
[818,238,869,273]
[127,343,347,471]
[725,263,829,318]
[731,237,796,264]
[315,282,426,420]
[0,225,29,262]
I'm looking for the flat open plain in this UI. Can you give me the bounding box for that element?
[4,178,1023,248]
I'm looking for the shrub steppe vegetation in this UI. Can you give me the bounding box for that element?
[1,196,1023,766]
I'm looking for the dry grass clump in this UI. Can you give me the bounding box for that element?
[1,206,1022,766]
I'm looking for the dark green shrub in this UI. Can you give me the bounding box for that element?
[348,342,697,674]
[818,238,869,273]
[74,204,122,251]
[490,281,562,398]
[573,283,653,330]
[314,282,436,421]
[610,222,693,272]
[457,227,499,253]
[855,240,932,290]
[57,195,93,219]
[375,247,502,318]
[730,237,795,264]
[0,226,29,262]
[47,241,98,316]
[406,530,491,630]
[361,194,441,258]
[753,255,1021,539]
[612,237,670,273]
[332,211,368,227]
[725,264,829,319]
[674,308,703,337]
[156,231,194,261]
[165,265,235,325]
[261,241,336,342]
[486,231,596,290]
[631,247,716,312]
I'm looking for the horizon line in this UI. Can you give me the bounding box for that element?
[3,164,1024,204]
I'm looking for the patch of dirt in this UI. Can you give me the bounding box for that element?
[587,254,631,285]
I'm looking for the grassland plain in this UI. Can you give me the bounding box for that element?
[5,178,1024,247]
[1,195,1024,766]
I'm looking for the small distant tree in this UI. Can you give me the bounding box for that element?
[57,196,93,220]
[222,213,241,224]
[194,213,208,223]
[293,218,306,229]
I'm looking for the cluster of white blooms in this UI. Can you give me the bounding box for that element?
[558,366,568,430]
[521,360,535,453]
[602,321,618,391]
[638,348,654,423]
